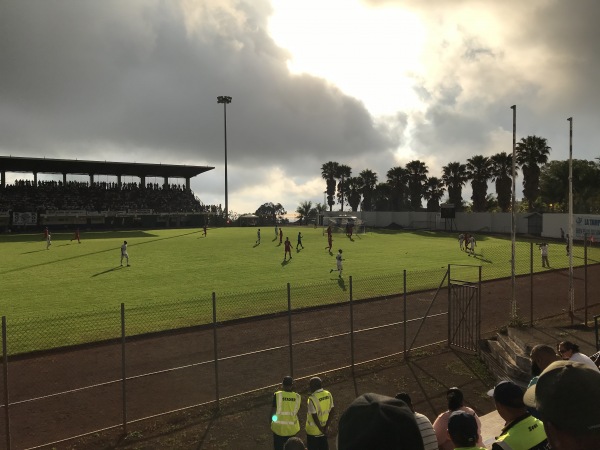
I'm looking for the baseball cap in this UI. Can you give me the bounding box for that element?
[490,380,525,408]
[448,410,478,443]
[523,360,600,433]
[337,393,424,450]
[282,376,293,387]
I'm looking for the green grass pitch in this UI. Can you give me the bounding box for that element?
[0,227,596,353]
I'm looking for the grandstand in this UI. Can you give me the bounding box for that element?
[0,156,217,230]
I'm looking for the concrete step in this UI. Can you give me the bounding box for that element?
[496,332,531,373]
[484,339,530,383]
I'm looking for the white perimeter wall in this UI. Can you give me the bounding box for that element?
[324,211,600,240]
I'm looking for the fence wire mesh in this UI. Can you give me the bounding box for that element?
[0,239,599,449]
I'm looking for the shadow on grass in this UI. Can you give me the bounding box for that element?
[22,249,49,254]
[3,229,200,275]
[91,266,124,277]
[337,276,346,290]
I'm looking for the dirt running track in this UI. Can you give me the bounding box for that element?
[0,265,599,449]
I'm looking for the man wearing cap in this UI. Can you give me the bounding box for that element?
[524,360,600,450]
[490,380,548,450]
[447,411,487,450]
[305,377,334,450]
[271,376,302,450]
[336,393,424,450]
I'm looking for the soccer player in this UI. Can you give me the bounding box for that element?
[43,226,49,241]
[256,228,261,245]
[120,240,130,266]
[71,228,81,243]
[325,233,333,252]
[296,232,304,250]
[46,232,52,250]
[284,237,292,261]
[279,228,283,245]
[468,235,477,256]
[330,249,343,277]
[203,225,207,237]
[458,233,465,251]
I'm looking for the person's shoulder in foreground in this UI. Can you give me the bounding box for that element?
[336,392,424,450]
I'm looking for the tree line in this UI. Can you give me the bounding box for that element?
[314,135,600,216]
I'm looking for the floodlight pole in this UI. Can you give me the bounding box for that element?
[510,105,517,321]
[217,96,232,222]
[568,117,574,323]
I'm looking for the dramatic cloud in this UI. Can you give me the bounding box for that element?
[1,0,598,213]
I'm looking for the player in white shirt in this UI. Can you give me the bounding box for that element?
[120,240,130,266]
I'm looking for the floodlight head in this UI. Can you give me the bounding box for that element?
[217,96,232,104]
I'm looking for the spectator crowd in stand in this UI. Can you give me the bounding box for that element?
[0,179,220,214]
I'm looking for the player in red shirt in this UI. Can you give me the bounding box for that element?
[71,228,81,243]
[283,237,292,261]
[279,228,283,245]
[326,233,333,252]
[43,227,49,241]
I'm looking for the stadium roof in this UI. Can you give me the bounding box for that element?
[0,156,214,179]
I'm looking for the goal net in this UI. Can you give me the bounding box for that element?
[322,216,366,235]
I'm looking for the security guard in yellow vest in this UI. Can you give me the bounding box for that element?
[271,376,301,450]
[490,381,549,450]
[305,377,335,450]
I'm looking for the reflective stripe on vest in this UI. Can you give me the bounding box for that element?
[495,415,548,450]
[271,391,301,436]
[305,390,333,436]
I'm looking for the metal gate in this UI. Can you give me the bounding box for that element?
[448,265,481,353]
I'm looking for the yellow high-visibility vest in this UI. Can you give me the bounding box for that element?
[271,390,301,437]
[305,390,333,436]
[494,415,548,450]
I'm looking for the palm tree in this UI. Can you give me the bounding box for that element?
[466,155,492,212]
[406,160,428,210]
[374,182,392,211]
[345,177,362,212]
[442,162,468,211]
[423,177,445,212]
[335,164,352,211]
[321,161,340,211]
[359,169,378,211]
[516,136,551,211]
[489,152,515,212]
[295,200,312,225]
[386,166,409,211]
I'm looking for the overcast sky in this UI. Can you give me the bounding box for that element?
[1,0,599,215]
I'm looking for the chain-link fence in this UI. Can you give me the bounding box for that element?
[0,238,599,449]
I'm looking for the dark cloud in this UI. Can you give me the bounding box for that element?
[3,0,598,212]
[0,0,400,212]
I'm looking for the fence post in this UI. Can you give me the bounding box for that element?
[2,317,10,450]
[287,283,293,378]
[212,292,220,410]
[120,303,127,435]
[403,270,407,359]
[446,265,451,348]
[349,276,354,373]
[530,242,534,326]
[478,265,482,345]
[584,235,588,326]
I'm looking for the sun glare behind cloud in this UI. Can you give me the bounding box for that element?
[268,0,426,116]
